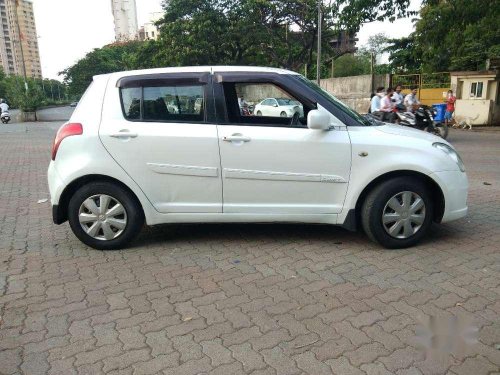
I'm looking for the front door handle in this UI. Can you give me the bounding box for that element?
[223,135,251,142]
[110,130,138,139]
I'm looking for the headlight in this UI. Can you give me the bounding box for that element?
[433,142,465,172]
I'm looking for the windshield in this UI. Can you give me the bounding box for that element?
[294,75,372,126]
[277,98,297,106]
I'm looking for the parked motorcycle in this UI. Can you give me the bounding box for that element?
[1,111,10,124]
[394,104,449,139]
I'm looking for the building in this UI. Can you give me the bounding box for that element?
[111,0,138,41]
[451,71,500,126]
[138,12,163,41]
[0,0,41,78]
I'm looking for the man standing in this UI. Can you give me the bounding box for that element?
[445,89,456,126]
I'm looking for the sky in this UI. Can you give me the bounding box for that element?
[34,0,421,81]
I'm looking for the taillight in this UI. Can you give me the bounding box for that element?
[51,123,83,160]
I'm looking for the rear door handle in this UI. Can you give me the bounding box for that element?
[223,135,251,142]
[110,131,138,139]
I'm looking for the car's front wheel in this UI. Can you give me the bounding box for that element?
[361,177,434,249]
[68,181,144,250]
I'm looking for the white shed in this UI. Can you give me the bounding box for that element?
[450,71,500,126]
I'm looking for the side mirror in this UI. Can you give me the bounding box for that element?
[307,109,331,130]
[273,104,278,107]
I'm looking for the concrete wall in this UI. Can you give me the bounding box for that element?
[236,84,285,105]
[454,100,493,126]
[320,74,391,113]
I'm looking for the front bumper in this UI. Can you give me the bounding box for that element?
[430,170,468,223]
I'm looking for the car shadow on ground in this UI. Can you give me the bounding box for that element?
[126,222,458,252]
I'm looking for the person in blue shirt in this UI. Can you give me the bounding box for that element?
[370,87,385,114]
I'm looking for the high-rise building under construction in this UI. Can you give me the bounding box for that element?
[0,0,42,78]
[110,0,138,42]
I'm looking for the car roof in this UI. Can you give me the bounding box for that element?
[98,66,299,80]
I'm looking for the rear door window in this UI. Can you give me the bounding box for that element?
[119,78,206,123]
[143,85,204,122]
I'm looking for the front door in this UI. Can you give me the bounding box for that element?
[215,76,351,214]
[100,73,222,213]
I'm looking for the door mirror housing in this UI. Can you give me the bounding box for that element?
[307,109,331,130]
[273,104,278,107]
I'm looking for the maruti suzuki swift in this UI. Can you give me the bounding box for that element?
[48,66,468,250]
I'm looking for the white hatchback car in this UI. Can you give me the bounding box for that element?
[254,97,304,118]
[48,66,468,250]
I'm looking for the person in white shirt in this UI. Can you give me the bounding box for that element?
[404,87,420,112]
[370,87,385,114]
[392,84,404,106]
[0,99,9,113]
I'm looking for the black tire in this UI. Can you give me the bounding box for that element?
[361,177,434,249]
[425,123,449,139]
[68,181,144,250]
[256,110,262,116]
[280,111,287,117]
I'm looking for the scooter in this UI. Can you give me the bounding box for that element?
[1,111,10,124]
[394,104,449,139]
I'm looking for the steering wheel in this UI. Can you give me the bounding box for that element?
[290,112,301,127]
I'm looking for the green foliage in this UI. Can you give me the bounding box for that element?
[384,36,421,72]
[0,67,69,111]
[59,0,415,95]
[386,0,500,72]
[4,76,45,112]
[59,41,144,98]
[332,54,371,77]
[358,33,390,58]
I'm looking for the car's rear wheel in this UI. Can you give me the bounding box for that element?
[361,177,434,249]
[280,111,287,117]
[68,181,143,250]
[256,110,262,116]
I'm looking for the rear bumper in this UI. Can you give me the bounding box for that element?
[52,204,65,225]
[48,162,66,224]
[430,170,468,223]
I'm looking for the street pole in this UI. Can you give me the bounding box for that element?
[370,53,375,95]
[316,0,322,85]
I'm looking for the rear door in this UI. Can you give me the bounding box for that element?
[99,72,223,213]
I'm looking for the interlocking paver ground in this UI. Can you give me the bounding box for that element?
[1,122,499,374]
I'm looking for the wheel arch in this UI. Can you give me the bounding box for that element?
[352,170,445,230]
[54,174,146,224]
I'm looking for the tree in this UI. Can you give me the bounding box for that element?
[384,36,421,72]
[151,0,416,73]
[59,41,144,98]
[331,54,371,77]
[60,0,416,94]
[359,33,389,59]
[386,0,500,72]
[5,76,45,115]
